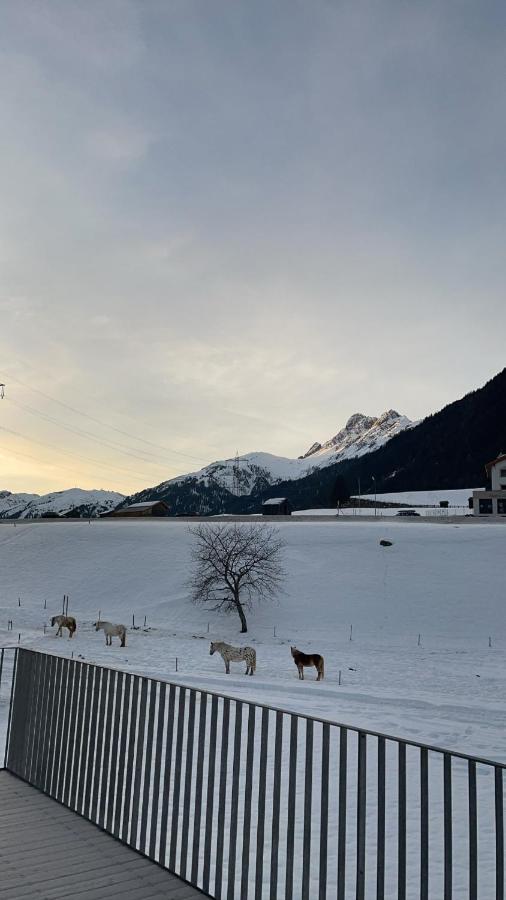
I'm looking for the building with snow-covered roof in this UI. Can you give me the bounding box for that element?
[261,497,292,516]
[472,455,506,515]
[104,500,170,518]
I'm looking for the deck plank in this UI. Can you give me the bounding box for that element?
[0,771,207,899]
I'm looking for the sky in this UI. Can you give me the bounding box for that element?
[0,0,505,495]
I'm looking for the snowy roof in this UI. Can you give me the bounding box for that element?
[123,501,164,510]
[262,497,289,506]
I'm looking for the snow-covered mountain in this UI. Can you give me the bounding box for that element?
[139,410,413,501]
[0,488,125,519]
[301,410,413,462]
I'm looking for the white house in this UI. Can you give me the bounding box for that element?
[473,455,506,515]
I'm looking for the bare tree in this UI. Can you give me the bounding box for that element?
[188,523,285,633]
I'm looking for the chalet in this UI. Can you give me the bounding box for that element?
[104,500,170,518]
[261,497,292,516]
[472,455,506,515]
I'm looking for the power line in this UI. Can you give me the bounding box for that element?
[0,424,159,484]
[9,398,174,470]
[0,370,209,464]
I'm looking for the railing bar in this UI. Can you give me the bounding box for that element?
[29,650,46,782]
[356,731,367,900]
[61,660,80,804]
[77,664,96,817]
[98,667,117,828]
[130,676,149,847]
[36,652,54,786]
[240,703,256,900]
[46,655,65,795]
[270,711,284,900]
[0,648,4,696]
[227,700,243,900]
[50,657,72,800]
[37,648,54,790]
[90,668,108,822]
[169,686,187,871]
[191,691,207,884]
[255,705,269,900]
[377,736,386,900]
[319,722,330,900]
[180,689,197,879]
[496,767,504,900]
[121,673,139,844]
[444,753,452,900]
[398,741,407,900]
[62,659,81,805]
[302,717,314,900]
[215,697,231,898]
[22,651,36,780]
[139,678,158,855]
[202,693,218,893]
[285,714,298,900]
[83,666,103,821]
[5,649,21,772]
[6,648,29,775]
[420,747,429,900]
[337,726,348,900]
[148,682,166,861]
[26,651,42,781]
[21,651,38,780]
[69,662,90,812]
[113,672,131,837]
[159,683,176,868]
[468,760,477,900]
[33,652,51,785]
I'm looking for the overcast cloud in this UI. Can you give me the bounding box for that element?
[0,1,505,493]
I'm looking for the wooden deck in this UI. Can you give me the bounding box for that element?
[0,771,206,899]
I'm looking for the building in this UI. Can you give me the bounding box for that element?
[104,500,170,518]
[473,455,506,515]
[261,497,292,516]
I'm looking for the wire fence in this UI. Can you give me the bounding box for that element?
[1,647,505,899]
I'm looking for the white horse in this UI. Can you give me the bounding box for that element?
[94,620,126,647]
[209,641,256,675]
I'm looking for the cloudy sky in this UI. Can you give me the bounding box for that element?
[1,1,505,495]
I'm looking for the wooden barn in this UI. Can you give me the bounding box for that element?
[261,497,292,516]
[105,500,170,518]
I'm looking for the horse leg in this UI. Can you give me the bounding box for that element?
[225,660,230,674]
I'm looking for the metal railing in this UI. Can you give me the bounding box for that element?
[1,647,505,899]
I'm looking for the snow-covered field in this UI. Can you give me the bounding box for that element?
[1,518,504,898]
[0,517,504,761]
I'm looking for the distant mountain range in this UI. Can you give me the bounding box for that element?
[2,367,504,518]
[118,410,413,515]
[0,488,124,519]
[123,368,505,515]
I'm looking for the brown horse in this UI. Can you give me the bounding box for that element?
[291,646,324,681]
[51,615,77,638]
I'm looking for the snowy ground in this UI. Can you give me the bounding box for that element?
[1,519,504,898]
[0,517,504,761]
